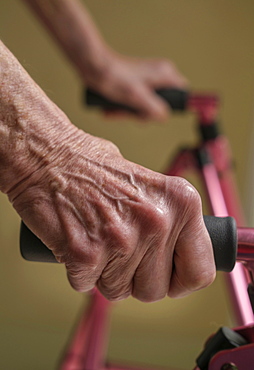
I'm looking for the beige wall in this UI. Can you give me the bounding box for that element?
[1,1,254,369]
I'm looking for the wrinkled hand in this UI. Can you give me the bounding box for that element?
[9,127,215,302]
[85,51,188,121]
[0,38,212,302]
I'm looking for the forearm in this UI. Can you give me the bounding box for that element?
[22,0,188,121]
[22,0,111,84]
[0,40,80,196]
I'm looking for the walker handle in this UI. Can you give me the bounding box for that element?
[85,88,189,112]
[20,215,237,272]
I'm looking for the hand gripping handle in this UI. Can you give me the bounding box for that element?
[85,88,189,112]
[20,216,237,272]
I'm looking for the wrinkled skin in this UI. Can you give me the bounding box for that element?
[8,128,215,302]
[0,40,215,302]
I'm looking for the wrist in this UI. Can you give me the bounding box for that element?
[0,102,78,198]
[77,44,115,88]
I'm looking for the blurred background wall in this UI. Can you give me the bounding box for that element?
[1,1,254,369]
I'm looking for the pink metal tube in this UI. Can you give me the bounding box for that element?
[206,137,253,325]
[60,290,111,370]
[200,150,253,325]
[59,92,254,370]
[166,144,254,325]
[206,136,246,224]
[237,228,254,263]
[201,162,228,216]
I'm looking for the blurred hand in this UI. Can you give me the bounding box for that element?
[22,0,187,122]
[85,52,188,122]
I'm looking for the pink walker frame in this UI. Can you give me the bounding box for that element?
[59,93,254,370]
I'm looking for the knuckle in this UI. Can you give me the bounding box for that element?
[139,185,169,227]
[149,205,168,233]
[153,59,176,76]
[106,223,136,260]
[97,279,132,302]
[126,86,144,105]
[188,269,216,291]
[67,264,95,293]
[171,177,201,211]
[106,291,132,302]
[132,290,166,303]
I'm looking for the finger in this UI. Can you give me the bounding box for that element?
[51,193,108,293]
[97,228,144,301]
[66,260,102,292]
[132,237,174,303]
[122,84,171,121]
[103,109,155,124]
[103,109,145,122]
[96,260,134,301]
[97,248,137,301]
[101,84,171,121]
[168,216,216,299]
[97,76,172,121]
[140,59,189,89]
[64,236,107,293]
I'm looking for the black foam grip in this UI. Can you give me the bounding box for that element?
[203,216,237,272]
[20,222,57,263]
[85,88,189,112]
[20,216,237,272]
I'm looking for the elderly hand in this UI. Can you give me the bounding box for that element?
[8,127,215,302]
[86,52,188,121]
[0,40,214,302]
[23,0,187,122]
